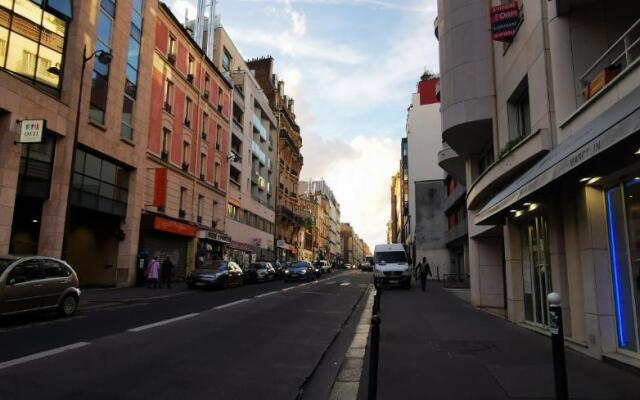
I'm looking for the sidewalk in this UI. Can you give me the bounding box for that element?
[80,284,192,311]
[373,282,640,400]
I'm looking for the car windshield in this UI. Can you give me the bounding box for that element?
[291,262,308,269]
[0,258,13,274]
[375,251,407,264]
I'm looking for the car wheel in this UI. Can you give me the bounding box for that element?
[58,295,78,317]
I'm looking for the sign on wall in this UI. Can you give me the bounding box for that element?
[19,119,46,143]
[153,168,168,208]
[491,1,521,42]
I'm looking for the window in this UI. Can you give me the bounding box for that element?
[202,112,208,138]
[215,124,221,149]
[197,194,203,220]
[168,35,176,58]
[89,0,116,124]
[478,146,494,175]
[204,73,210,96]
[222,47,232,72]
[187,55,194,79]
[161,128,170,159]
[121,0,143,140]
[18,135,55,199]
[0,1,69,94]
[508,77,531,141]
[179,187,186,212]
[72,149,129,217]
[214,162,220,185]
[42,259,71,278]
[227,203,239,221]
[164,79,173,108]
[8,259,42,284]
[200,153,206,178]
[185,97,192,127]
[182,141,190,167]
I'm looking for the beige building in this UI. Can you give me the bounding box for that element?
[0,0,156,286]
[437,0,640,367]
[299,180,341,261]
[209,28,277,266]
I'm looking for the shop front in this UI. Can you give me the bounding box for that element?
[277,240,298,262]
[139,213,197,281]
[228,240,257,269]
[196,230,231,268]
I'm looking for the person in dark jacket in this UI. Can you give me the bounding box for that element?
[416,257,432,292]
[161,256,174,289]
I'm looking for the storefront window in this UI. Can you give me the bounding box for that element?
[606,182,640,352]
[521,216,552,326]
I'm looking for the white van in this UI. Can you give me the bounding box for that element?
[373,243,411,289]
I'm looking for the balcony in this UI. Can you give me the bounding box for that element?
[437,142,465,184]
[277,204,300,225]
[251,141,267,166]
[252,114,269,142]
[443,184,466,214]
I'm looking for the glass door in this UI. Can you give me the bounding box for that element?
[522,216,552,326]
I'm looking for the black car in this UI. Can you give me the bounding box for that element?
[244,262,276,283]
[283,261,316,282]
[186,261,244,289]
[271,261,284,279]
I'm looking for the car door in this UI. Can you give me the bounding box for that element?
[2,259,46,314]
[40,259,73,307]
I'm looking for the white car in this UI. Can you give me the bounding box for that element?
[373,243,411,289]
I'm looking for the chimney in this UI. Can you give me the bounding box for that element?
[206,0,217,60]
[195,0,205,48]
[288,98,294,112]
[277,81,284,95]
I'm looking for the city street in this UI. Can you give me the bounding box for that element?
[0,271,371,400]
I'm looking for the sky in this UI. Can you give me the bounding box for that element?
[166,0,439,248]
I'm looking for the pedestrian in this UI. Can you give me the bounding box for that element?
[416,257,432,292]
[161,256,174,289]
[146,256,160,288]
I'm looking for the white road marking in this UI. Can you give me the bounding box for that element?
[0,342,90,371]
[340,282,351,286]
[281,286,296,292]
[128,313,199,332]
[212,299,250,310]
[255,291,278,298]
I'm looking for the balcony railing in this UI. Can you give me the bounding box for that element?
[252,114,269,142]
[580,18,640,102]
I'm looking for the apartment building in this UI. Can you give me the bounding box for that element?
[209,30,277,266]
[246,57,303,262]
[0,0,155,286]
[437,0,640,367]
[142,3,231,279]
[299,180,341,261]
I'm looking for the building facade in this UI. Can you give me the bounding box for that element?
[437,0,640,367]
[142,3,231,280]
[246,57,303,261]
[299,180,341,261]
[0,0,157,286]
[210,27,276,266]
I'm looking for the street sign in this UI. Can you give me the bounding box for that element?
[491,2,520,42]
[19,119,46,143]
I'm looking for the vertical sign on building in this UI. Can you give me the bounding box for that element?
[491,1,520,42]
[153,168,168,208]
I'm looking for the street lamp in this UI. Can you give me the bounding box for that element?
[61,45,112,259]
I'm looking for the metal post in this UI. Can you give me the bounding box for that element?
[547,292,568,400]
[369,288,381,400]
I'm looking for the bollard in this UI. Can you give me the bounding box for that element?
[547,292,568,400]
[368,313,381,400]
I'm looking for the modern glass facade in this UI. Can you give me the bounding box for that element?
[606,179,640,352]
[121,0,142,140]
[89,0,115,124]
[0,0,71,94]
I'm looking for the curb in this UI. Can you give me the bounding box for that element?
[329,286,374,400]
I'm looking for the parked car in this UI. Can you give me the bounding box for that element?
[360,260,373,272]
[244,262,276,283]
[186,261,244,289]
[283,261,316,282]
[271,261,285,279]
[344,263,352,270]
[319,260,332,274]
[373,243,411,289]
[0,255,81,317]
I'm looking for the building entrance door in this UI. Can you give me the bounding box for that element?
[522,216,552,326]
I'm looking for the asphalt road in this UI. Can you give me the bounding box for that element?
[0,270,371,400]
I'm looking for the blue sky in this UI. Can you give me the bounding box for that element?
[167,0,439,247]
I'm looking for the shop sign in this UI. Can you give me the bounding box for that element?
[491,1,520,42]
[153,168,168,208]
[198,230,231,243]
[230,240,256,252]
[277,240,290,250]
[252,238,262,247]
[154,216,197,237]
[19,119,46,143]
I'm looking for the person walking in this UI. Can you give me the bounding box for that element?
[416,257,432,292]
[161,256,174,289]
[146,256,160,288]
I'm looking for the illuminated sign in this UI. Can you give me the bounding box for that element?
[491,2,520,42]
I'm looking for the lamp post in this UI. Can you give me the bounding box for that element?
[61,45,112,259]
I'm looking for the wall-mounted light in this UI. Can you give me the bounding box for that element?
[523,202,531,206]
[515,210,524,218]
[635,148,640,155]
[32,219,39,223]
[587,177,601,185]
[509,209,518,213]
[579,177,592,183]
[528,203,539,211]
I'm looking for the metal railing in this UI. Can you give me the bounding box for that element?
[580,18,640,96]
[443,273,470,289]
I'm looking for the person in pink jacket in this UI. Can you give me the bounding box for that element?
[146,256,160,288]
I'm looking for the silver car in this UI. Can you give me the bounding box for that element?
[0,255,81,317]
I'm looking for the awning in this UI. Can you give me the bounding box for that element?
[476,84,640,225]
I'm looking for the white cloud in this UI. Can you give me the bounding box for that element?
[301,133,398,248]
[168,0,197,23]
[288,9,307,35]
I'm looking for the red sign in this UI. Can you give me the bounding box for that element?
[153,168,167,208]
[491,1,520,42]
[154,216,197,237]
